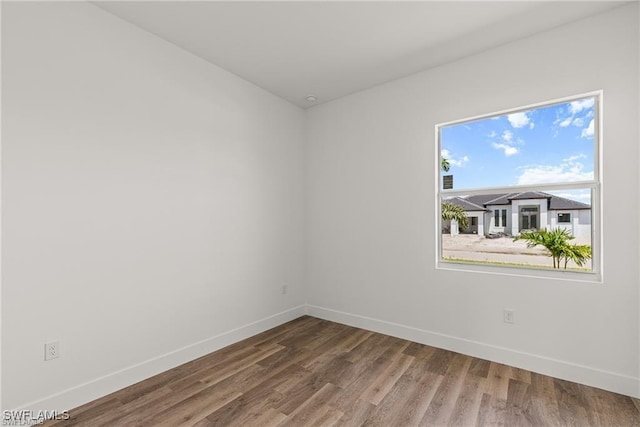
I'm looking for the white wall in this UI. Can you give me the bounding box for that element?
[306,3,639,397]
[550,210,591,240]
[2,2,306,411]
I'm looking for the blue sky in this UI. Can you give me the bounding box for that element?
[441,96,595,202]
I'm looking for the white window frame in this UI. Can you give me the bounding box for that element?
[435,91,603,283]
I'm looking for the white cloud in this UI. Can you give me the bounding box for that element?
[559,117,572,127]
[517,158,593,185]
[581,119,594,138]
[441,148,469,167]
[492,143,519,156]
[555,99,595,135]
[569,98,594,114]
[450,156,470,167]
[507,112,531,129]
[563,153,587,162]
[488,129,523,156]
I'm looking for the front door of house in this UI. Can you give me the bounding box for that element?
[520,206,539,230]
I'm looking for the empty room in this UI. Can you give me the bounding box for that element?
[1,1,639,425]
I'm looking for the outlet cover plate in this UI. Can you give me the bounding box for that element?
[503,309,515,324]
[45,341,60,361]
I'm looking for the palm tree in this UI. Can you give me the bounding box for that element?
[514,228,592,269]
[441,157,467,232]
[441,157,450,172]
[560,243,592,269]
[442,201,468,230]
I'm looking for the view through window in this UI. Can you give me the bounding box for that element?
[438,93,600,275]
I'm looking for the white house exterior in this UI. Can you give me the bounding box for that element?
[445,191,591,240]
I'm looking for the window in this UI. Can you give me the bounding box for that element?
[494,209,508,227]
[437,92,601,279]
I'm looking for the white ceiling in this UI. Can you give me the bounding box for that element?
[94,1,627,108]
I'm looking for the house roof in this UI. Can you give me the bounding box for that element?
[445,196,489,212]
[448,191,590,211]
[548,195,591,210]
[508,191,551,201]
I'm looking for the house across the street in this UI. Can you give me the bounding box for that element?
[444,191,591,239]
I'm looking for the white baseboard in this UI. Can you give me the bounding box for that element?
[16,305,307,415]
[306,304,640,398]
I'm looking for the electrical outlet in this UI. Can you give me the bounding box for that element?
[281,285,288,295]
[45,341,60,361]
[503,309,515,324]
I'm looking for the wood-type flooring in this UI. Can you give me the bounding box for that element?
[45,316,640,426]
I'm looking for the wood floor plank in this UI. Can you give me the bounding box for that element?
[420,353,473,425]
[485,362,513,401]
[207,387,286,427]
[422,347,458,376]
[44,397,121,426]
[475,393,514,427]
[506,378,530,409]
[468,357,491,379]
[527,372,563,426]
[363,358,439,425]
[299,328,371,372]
[554,378,591,426]
[343,333,393,364]
[308,405,344,426]
[80,386,174,427]
[359,352,414,405]
[145,387,242,427]
[274,372,330,415]
[279,383,343,426]
[169,342,284,392]
[163,346,263,393]
[332,398,376,427]
[96,386,204,426]
[329,343,410,409]
[389,370,444,426]
[42,316,640,427]
[204,361,317,425]
[448,373,485,426]
[240,407,288,427]
[234,316,321,351]
[510,366,533,384]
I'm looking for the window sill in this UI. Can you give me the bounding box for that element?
[437,259,602,284]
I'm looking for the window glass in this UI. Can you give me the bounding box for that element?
[438,93,600,276]
[558,213,571,223]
